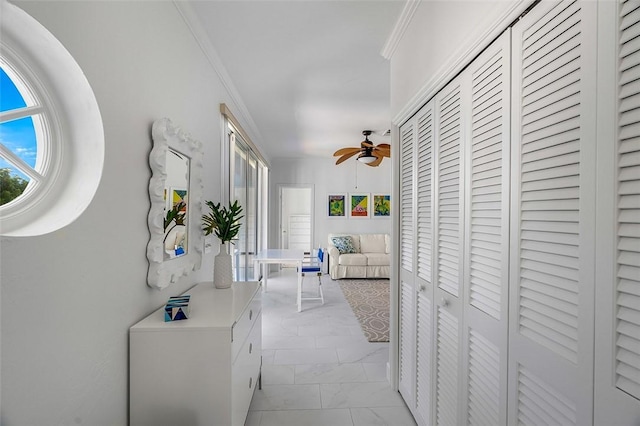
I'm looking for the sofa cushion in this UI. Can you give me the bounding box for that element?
[359,234,387,253]
[365,253,389,266]
[339,253,368,266]
[331,236,357,254]
[329,233,361,252]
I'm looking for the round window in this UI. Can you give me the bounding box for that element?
[0,2,104,236]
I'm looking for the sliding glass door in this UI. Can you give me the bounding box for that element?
[229,127,268,281]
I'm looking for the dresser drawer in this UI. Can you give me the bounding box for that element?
[232,286,262,361]
[232,311,262,426]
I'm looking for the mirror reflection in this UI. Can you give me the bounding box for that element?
[163,148,190,259]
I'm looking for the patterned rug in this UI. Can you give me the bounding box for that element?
[338,279,390,342]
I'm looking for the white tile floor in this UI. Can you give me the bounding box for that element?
[245,268,416,426]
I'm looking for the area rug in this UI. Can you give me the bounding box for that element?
[338,279,390,342]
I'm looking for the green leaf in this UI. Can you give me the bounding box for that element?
[201,199,244,243]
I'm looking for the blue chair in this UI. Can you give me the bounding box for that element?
[299,248,325,309]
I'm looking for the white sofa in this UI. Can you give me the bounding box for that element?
[327,233,390,280]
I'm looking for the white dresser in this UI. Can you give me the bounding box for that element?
[130,281,262,426]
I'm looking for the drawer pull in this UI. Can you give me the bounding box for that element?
[249,343,253,354]
[249,309,253,321]
[249,377,253,388]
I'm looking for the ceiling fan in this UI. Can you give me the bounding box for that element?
[333,130,391,167]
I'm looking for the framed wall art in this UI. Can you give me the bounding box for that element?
[372,194,390,218]
[170,187,188,212]
[349,193,370,218]
[327,194,347,218]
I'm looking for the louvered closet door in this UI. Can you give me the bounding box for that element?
[509,1,597,425]
[462,29,511,426]
[594,1,640,423]
[398,100,436,426]
[612,0,640,418]
[415,100,435,426]
[433,76,466,426]
[399,117,417,407]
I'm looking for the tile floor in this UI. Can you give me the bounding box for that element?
[245,268,416,426]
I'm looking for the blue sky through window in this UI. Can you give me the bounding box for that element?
[0,67,36,181]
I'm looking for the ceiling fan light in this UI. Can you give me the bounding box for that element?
[357,152,377,164]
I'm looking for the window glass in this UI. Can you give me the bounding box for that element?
[0,67,28,110]
[0,117,38,170]
[229,125,268,281]
[0,67,38,204]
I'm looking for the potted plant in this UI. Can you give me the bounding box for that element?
[202,200,243,288]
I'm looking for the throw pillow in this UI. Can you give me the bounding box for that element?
[331,236,357,254]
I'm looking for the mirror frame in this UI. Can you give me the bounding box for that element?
[146,118,204,289]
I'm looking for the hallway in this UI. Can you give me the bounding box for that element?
[246,269,416,426]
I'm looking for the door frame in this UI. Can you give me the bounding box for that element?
[278,184,315,252]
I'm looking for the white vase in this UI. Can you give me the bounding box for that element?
[214,242,233,289]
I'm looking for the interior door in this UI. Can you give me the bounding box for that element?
[595,1,640,423]
[509,1,597,424]
[415,99,435,426]
[398,98,436,426]
[279,186,312,252]
[433,75,465,426]
[461,29,511,426]
[398,114,417,410]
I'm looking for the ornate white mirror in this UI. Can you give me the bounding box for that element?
[146,118,204,290]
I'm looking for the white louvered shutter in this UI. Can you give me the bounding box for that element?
[468,330,501,425]
[401,123,415,274]
[436,308,458,426]
[398,118,417,409]
[417,103,434,284]
[415,101,435,426]
[509,1,597,424]
[399,279,416,402]
[463,29,511,426]
[398,101,436,426]
[434,76,466,426]
[416,291,432,425]
[595,1,640,422]
[616,0,640,403]
[436,82,463,298]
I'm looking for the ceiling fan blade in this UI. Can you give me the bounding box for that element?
[333,147,360,156]
[374,146,390,157]
[335,150,360,165]
[376,143,390,150]
[366,156,384,167]
[361,140,374,148]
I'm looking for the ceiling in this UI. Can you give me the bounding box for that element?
[186,1,405,162]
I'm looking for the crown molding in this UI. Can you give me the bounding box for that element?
[380,0,421,60]
[172,1,266,157]
[392,0,533,126]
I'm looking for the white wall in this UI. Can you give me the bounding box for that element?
[0,2,256,424]
[270,157,392,250]
[390,1,529,121]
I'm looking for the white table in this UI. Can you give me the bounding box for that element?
[254,249,305,312]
